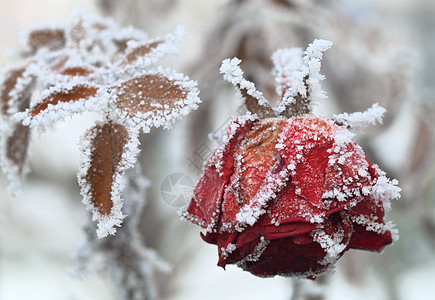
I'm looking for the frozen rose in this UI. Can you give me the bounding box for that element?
[183,115,400,278]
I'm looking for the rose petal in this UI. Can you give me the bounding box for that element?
[184,118,253,231]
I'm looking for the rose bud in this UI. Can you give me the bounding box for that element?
[182,40,400,279]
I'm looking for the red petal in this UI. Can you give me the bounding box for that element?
[219,119,287,230]
[184,118,253,230]
[348,224,392,252]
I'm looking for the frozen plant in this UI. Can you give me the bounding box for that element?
[183,39,401,279]
[0,12,200,238]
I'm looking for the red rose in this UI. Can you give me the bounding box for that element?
[183,115,399,279]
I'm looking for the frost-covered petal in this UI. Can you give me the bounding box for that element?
[220,118,289,231]
[78,121,141,238]
[182,117,254,232]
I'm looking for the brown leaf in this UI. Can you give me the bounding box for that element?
[28,29,66,53]
[59,67,94,77]
[31,85,98,117]
[114,74,188,117]
[6,124,30,175]
[85,121,129,216]
[1,67,26,115]
[123,40,163,64]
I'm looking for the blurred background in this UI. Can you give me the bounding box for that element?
[1,0,434,299]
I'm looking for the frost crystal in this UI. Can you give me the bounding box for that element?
[0,12,200,237]
[333,103,387,130]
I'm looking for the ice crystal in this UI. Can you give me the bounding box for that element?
[0,12,200,237]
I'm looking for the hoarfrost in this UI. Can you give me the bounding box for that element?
[220,57,273,116]
[333,103,386,130]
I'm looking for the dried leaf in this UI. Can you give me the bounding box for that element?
[59,67,94,77]
[123,40,163,64]
[84,121,129,216]
[0,67,33,189]
[28,28,66,53]
[1,67,26,115]
[30,85,98,117]
[6,124,30,175]
[114,73,199,128]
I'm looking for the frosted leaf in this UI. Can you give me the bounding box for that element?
[303,39,332,105]
[0,124,31,193]
[113,69,200,130]
[0,66,34,116]
[0,66,34,192]
[18,83,101,128]
[78,121,141,238]
[332,103,386,130]
[1,67,26,115]
[220,57,274,118]
[23,27,66,56]
[57,65,94,77]
[122,25,185,67]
